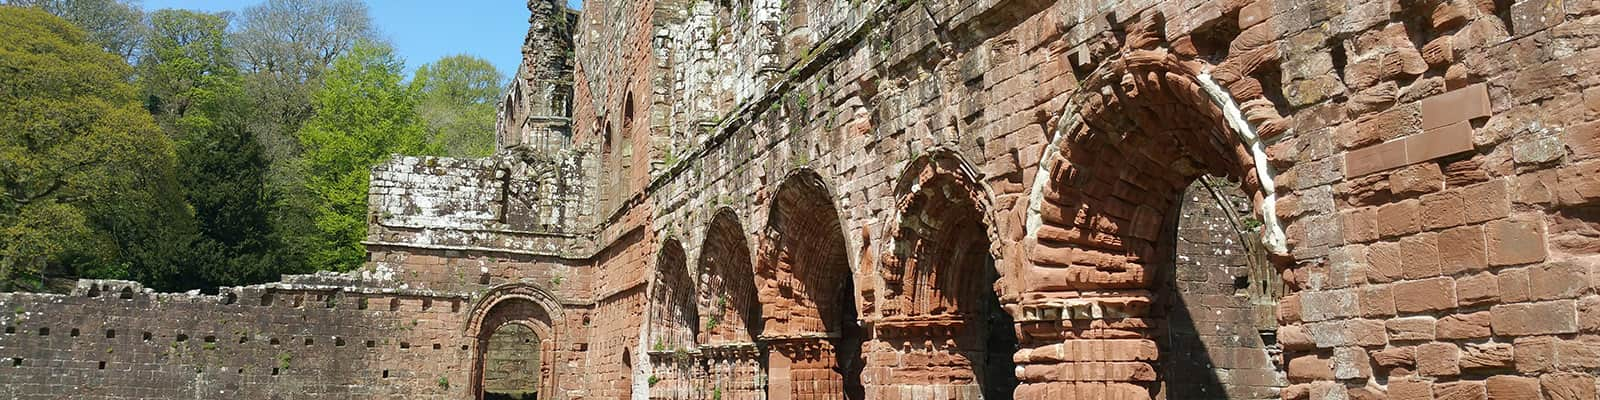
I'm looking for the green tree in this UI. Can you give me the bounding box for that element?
[0,6,181,290]
[140,9,298,288]
[413,54,505,158]
[232,0,378,173]
[1,0,145,60]
[296,41,436,271]
[227,0,379,279]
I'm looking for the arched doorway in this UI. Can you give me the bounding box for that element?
[875,153,1017,399]
[1019,13,1290,399]
[466,284,563,400]
[758,170,864,400]
[483,323,543,400]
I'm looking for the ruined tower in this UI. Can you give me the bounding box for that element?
[497,0,579,155]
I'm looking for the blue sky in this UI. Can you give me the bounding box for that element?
[139,0,582,77]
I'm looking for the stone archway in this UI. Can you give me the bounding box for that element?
[758,169,864,400]
[465,283,564,400]
[1017,13,1291,400]
[482,322,544,400]
[646,239,699,400]
[696,208,765,398]
[872,151,1018,399]
[649,239,698,351]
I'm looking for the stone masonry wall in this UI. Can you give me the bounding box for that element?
[1163,178,1285,399]
[572,0,1600,398]
[5,0,1600,398]
[0,278,476,399]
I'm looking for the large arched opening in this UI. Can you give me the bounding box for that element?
[696,208,766,398]
[1019,14,1290,400]
[874,152,1018,399]
[482,323,542,400]
[646,239,699,400]
[758,169,864,400]
[466,284,563,400]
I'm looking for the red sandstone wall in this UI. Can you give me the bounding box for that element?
[577,0,1600,398]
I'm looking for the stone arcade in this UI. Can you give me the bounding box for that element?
[4,0,1600,398]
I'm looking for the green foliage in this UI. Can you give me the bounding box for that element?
[648,374,660,387]
[139,9,299,288]
[275,352,291,369]
[232,1,378,262]
[0,7,181,291]
[412,54,503,158]
[436,376,450,389]
[4,0,145,59]
[295,41,437,272]
[704,313,721,331]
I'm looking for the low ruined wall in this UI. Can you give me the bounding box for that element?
[0,278,477,399]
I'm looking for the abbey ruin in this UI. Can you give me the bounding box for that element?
[5,0,1600,398]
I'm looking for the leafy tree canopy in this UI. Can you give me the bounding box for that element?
[0,6,179,290]
[296,41,437,272]
[1,0,144,59]
[141,8,298,288]
[413,54,504,158]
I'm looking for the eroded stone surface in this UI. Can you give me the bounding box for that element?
[5,0,1600,399]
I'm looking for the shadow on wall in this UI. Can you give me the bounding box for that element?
[1156,177,1285,400]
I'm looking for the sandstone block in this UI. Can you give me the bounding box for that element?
[1492,300,1578,336]
[1395,276,1457,313]
[1389,377,1434,400]
[1437,311,1493,340]
[1379,199,1423,239]
[1515,336,1557,374]
[1367,240,1406,283]
[1488,217,1548,266]
[1418,342,1462,377]
[1541,373,1598,400]
[1391,163,1446,197]
[1387,316,1437,341]
[1360,284,1397,317]
[1460,343,1515,370]
[1530,261,1587,301]
[1485,375,1542,400]
[1456,272,1500,307]
[1288,354,1335,381]
[1436,380,1487,400]
[1401,233,1444,279]
[1439,224,1488,275]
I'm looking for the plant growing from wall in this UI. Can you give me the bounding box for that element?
[704,314,722,332]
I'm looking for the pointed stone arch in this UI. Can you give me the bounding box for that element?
[758,168,864,400]
[648,238,698,351]
[698,207,762,344]
[696,207,767,400]
[871,148,1019,399]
